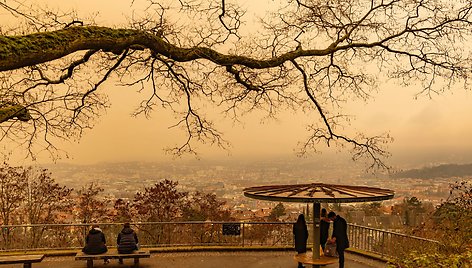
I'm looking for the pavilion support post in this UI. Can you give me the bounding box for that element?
[312,202,321,268]
[306,203,309,221]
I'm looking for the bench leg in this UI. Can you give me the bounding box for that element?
[23,263,31,268]
[134,258,139,268]
[87,259,93,268]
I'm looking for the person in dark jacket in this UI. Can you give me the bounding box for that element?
[320,208,330,251]
[293,214,308,268]
[117,222,139,264]
[328,211,349,268]
[82,225,109,263]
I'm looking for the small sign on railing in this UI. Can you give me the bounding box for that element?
[222,223,241,236]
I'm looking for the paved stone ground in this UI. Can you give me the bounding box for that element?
[1,251,388,268]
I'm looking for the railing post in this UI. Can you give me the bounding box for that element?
[352,225,356,249]
[241,223,245,247]
[381,231,385,258]
[362,227,366,251]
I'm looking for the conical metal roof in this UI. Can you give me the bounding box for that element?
[243,183,394,203]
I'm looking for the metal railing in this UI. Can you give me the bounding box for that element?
[348,223,440,259]
[0,222,440,259]
[0,222,294,251]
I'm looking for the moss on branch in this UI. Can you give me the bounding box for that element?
[0,104,31,123]
[0,26,330,72]
[0,26,150,71]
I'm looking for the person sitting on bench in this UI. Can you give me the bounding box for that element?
[82,224,109,264]
[117,222,139,264]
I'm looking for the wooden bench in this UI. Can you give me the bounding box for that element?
[75,249,150,268]
[0,254,44,268]
[294,252,337,267]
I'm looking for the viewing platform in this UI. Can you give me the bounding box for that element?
[0,251,387,268]
[0,221,440,268]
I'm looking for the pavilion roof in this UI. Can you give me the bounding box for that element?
[243,183,394,203]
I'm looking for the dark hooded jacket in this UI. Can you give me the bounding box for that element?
[82,228,108,255]
[117,227,138,254]
[293,217,308,253]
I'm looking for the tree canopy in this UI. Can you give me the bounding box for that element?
[1,0,471,169]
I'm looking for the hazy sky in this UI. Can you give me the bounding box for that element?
[4,0,472,168]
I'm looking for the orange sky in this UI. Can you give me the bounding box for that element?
[3,0,472,169]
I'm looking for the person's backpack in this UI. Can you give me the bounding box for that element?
[323,242,338,257]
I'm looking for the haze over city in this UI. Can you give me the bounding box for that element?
[50,80,472,168]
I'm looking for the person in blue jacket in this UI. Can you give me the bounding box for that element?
[117,222,139,264]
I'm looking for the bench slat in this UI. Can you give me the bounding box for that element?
[76,251,149,268]
[75,250,150,260]
[0,255,44,264]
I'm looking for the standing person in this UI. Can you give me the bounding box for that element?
[117,222,139,264]
[328,211,349,268]
[320,208,330,251]
[82,225,109,263]
[293,214,308,268]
